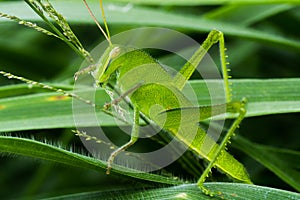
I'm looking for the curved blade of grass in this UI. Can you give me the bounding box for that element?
[0,83,73,98]
[233,136,300,192]
[42,183,300,200]
[0,1,299,51]
[0,85,116,132]
[0,135,183,185]
[204,4,293,26]
[0,78,300,132]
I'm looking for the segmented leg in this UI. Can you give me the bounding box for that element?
[197,98,247,196]
[106,107,140,174]
[74,64,97,80]
[104,82,143,110]
[189,30,246,195]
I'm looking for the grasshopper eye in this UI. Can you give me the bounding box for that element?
[109,46,121,59]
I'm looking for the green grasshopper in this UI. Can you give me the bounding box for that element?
[0,0,252,196]
[75,0,252,196]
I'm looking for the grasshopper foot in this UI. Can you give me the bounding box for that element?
[197,170,224,197]
[106,149,118,175]
[106,136,138,175]
[198,185,215,197]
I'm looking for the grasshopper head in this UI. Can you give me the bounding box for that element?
[94,45,121,86]
[82,0,120,86]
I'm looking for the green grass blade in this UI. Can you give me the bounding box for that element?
[105,0,300,6]
[42,183,300,200]
[0,135,183,185]
[0,85,116,132]
[0,1,299,51]
[0,83,73,98]
[0,78,300,132]
[233,136,300,192]
[204,4,293,26]
[189,78,300,118]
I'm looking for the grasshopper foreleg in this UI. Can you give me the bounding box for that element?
[104,82,143,110]
[74,64,97,81]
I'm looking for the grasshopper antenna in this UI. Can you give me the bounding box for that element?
[99,0,111,42]
[82,0,112,46]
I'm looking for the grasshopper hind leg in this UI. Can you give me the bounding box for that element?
[194,30,247,195]
[197,98,247,196]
